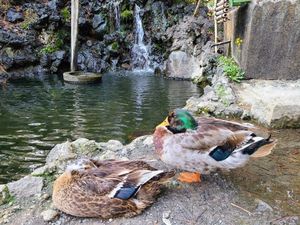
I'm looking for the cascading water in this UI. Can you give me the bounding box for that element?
[131,5,152,72]
[109,1,121,31]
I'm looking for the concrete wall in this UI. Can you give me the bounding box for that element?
[225,0,300,80]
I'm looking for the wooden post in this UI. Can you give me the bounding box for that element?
[193,0,201,17]
[71,0,79,72]
[214,0,218,53]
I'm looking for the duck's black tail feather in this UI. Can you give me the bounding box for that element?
[242,135,277,158]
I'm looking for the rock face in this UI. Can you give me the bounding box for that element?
[166,51,201,79]
[0,0,214,80]
[234,79,300,128]
[225,0,300,80]
[163,12,214,79]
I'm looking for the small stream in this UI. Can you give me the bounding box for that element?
[0,72,200,183]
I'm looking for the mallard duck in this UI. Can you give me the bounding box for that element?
[153,109,277,183]
[52,159,174,218]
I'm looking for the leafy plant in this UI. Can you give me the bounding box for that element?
[218,56,245,83]
[39,31,66,54]
[0,186,15,205]
[111,42,119,51]
[120,10,133,21]
[60,7,71,22]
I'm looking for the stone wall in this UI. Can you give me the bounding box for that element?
[225,0,300,80]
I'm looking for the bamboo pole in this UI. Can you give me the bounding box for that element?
[71,0,79,72]
[216,3,229,11]
[214,0,218,53]
[193,0,202,17]
[215,9,228,17]
[216,13,228,20]
[216,0,228,7]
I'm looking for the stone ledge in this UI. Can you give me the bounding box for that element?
[234,80,300,128]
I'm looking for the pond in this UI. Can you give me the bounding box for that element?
[0,72,200,184]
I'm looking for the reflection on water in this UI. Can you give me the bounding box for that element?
[226,129,300,215]
[0,72,200,183]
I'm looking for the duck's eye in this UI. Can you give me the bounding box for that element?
[174,119,183,127]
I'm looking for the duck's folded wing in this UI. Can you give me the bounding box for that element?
[75,175,121,196]
[174,128,259,159]
[90,159,155,171]
[108,169,165,200]
[197,117,255,132]
[176,127,238,151]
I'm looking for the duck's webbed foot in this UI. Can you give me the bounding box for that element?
[177,172,201,183]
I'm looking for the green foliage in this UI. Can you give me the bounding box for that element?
[60,7,71,22]
[218,56,245,83]
[40,31,66,54]
[33,172,55,183]
[111,42,119,51]
[0,186,15,206]
[215,84,230,106]
[20,9,37,30]
[121,10,133,20]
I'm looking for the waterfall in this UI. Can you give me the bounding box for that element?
[109,1,121,31]
[114,1,121,31]
[131,5,152,72]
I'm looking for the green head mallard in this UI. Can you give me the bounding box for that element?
[154,109,277,183]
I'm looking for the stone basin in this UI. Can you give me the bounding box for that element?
[63,71,102,84]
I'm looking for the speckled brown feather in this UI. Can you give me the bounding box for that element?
[52,159,174,219]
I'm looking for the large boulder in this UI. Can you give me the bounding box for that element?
[225,0,300,80]
[234,79,300,128]
[166,51,201,80]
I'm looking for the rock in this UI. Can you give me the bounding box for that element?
[166,51,201,80]
[71,138,101,155]
[0,65,48,81]
[46,141,75,165]
[7,176,43,198]
[41,209,59,221]
[225,0,300,80]
[255,199,273,213]
[0,46,38,70]
[92,14,107,37]
[0,30,37,46]
[235,80,300,128]
[31,165,49,176]
[6,8,24,23]
[150,1,168,39]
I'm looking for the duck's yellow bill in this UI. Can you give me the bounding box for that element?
[156,117,170,128]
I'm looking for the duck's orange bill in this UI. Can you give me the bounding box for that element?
[156,117,170,128]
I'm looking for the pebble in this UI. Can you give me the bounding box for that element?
[255,199,273,212]
[41,209,59,221]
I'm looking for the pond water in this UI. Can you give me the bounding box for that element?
[227,128,300,216]
[0,72,299,216]
[0,72,200,184]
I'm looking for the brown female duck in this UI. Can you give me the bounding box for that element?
[52,159,174,218]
